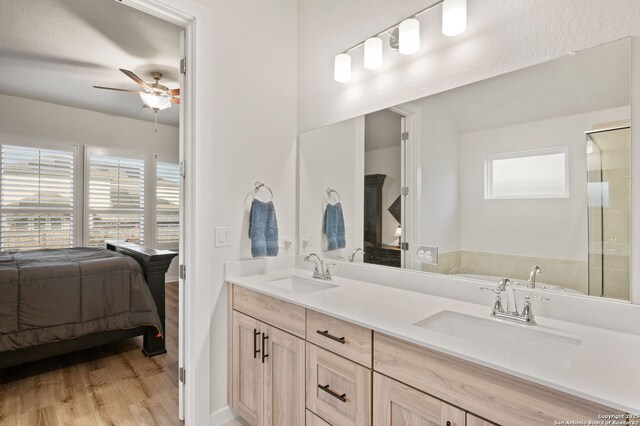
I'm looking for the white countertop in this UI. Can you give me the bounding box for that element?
[226,267,640,413]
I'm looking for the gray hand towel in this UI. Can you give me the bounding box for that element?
[323,202,346,251]
[249,199,279,257]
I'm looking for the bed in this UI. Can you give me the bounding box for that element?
[0,240,177,368]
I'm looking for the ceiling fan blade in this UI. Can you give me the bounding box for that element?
[93,85,142,94]
[119,68,152,90]
[170,98,180,104]
[168,88,180,96]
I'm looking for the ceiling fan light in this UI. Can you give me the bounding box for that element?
[140,92,172,110]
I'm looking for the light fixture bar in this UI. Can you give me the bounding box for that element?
[342,0,445,54]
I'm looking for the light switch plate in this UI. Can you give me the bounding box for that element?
[416,245,438,265]
[215,226,233,247]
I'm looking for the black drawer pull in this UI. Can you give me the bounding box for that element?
[261,333,269,363]
[318,384,347,402]
[253,329,261,359]
[316,330,346,344]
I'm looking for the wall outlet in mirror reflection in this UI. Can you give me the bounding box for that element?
[416,246,438,265]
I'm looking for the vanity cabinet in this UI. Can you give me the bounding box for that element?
[231,310,305,426]
[373,373,465,426]
[228,284,620,426]
[306,343,371,426]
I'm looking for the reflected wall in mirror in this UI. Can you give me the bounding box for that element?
[298,38,633,301]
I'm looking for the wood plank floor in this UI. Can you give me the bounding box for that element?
[0,282,181,426]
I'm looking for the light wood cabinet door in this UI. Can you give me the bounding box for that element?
[264,325,305,426]
[466,413,497,426]
[373,373,465,426]
[307,343,371,426]
[232,311,264,426]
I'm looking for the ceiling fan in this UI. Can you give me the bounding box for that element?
[93,69,180,112]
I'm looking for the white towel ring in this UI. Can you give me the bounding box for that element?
[324,187,341,206]
[252,181,274,202]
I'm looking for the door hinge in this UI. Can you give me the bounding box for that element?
[179,367,186,383]
[401,242,409,251]
[401,187,409,196]
[179,264,186,280]
[179,161,186,178]
[401,131,409,141]
[180,58,187,74]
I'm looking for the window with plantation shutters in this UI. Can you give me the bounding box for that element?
[155,158,180,248]
[0,142,76,251]
[86,148,145,247]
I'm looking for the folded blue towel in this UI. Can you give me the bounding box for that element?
[249,199,279,257]
[323,202,346,251]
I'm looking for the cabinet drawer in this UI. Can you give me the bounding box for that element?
[306,310,372,367]
[233,285,306,338]
[307,343,371,426]
[373,373,465,426]
[306,410,332,426]
[467,413,498,426]
[373,332,619,425]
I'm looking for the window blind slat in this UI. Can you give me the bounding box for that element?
[87,153,145,247]
[156,160,179,246]
[0,144,75,251]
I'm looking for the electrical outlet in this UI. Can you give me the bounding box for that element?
[215,227,233,247]
[278,236,292,249]
[416,245,438,265]
[302,235,312,248]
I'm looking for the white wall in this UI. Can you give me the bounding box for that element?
[460,106,630,261]
[0,94,178,156]
[400,96,461,254]
[298,0,640,132]
[364,146,401,245]
[204,0,299,421]
[300,117,364,257]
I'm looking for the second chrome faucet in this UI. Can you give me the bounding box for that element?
[481,278,549,325]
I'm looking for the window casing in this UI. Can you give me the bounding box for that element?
[85,147,146,247]
[0,138,78,251]
[485,147,569,200]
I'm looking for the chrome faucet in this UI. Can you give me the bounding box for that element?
[527,265,542,288]
[481,278,549,325]
[349,248,364,263]
[304,253,334,280]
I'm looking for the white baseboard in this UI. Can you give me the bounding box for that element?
[210,405,238,425]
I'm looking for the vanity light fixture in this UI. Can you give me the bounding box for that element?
[442,0,467,36]
[364,37,383,70]
[334,53,352,83]
[333,0,468,83]
[399,18,420,55]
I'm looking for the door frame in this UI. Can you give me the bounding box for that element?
[388,105,420,270]
[117,0,210,424]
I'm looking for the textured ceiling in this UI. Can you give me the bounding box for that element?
[0,0,182,126]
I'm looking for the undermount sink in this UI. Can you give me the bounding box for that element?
[414,310,582,368]
[264,276,338,294]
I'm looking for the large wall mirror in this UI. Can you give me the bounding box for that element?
[298,38,633,301]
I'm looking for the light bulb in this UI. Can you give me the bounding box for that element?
[334,53,351,83]
[442,0,467,36]
[140,92,172,110]
[399,18,420,55]
[364,37,383,70]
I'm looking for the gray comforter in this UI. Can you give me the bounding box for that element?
[0,248,162,352]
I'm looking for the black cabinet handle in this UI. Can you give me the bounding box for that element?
[446,422,451,426]
[318,384,347,402]
[261,333,269,363]
[316,330,346,344]
[253,329,260,359]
